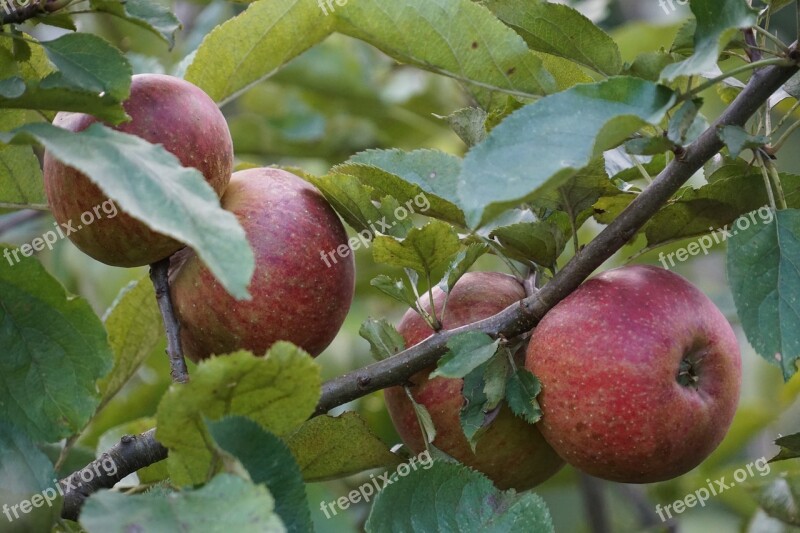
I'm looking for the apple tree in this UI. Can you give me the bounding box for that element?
[1,0,800,530]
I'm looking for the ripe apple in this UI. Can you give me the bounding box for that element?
[169,167,355,361]
[384,271,564,490]
[526,265,741,483]
[43,73,233,267]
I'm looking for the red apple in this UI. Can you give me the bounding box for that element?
[169,167,354,361]
[43,73,233,267]
[526,265,741,483]
[384,271,564,490]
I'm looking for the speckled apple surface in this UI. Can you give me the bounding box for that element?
[384,271,564,490]
[527,265,741,483]
[169,167,355,361]
[43,73,233,267]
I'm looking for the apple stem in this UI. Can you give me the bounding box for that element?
[149,257,190,384]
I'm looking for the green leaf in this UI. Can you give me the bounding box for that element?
[285,412,401,481]
[484,0,622,75]
[0,38,129,122]
[661,0,759,81]
[365,461,554,532]
[771,432,800,462]
[97,277,163,407]
[186,0,587,106]
[39,33,131,102]
[0,122,255,300]
[409,392,437,445]
[718,124,769,158]
[0,424,61,533]
[0,124,45,205]
[208,417,310,533]
[624,135,676,156]
[433,332,500,379]
[340,148,466,226]
[668,98,703,145]
[439,107,488,147]
[727,209,800,380]
[460,362,489,449]
[483,353,511,411]
[155,344,321,486]
[370,274,420,309]
[372,220,462,276]
[437,243,489,294]
[490,214,569,269]
[305,172,382,234]
[505,369,543,424]
[80,474,285,533]
[458,77,676,227]
[359,318,406,361]
[0,254,112,441]
[748,476,800,527]
[90,0,182,48]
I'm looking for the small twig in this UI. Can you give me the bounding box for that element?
[744,28,762,62]
[149,257,189,384]
[60,429,168,521]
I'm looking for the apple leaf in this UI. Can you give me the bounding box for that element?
[747,476,800,527]
[460,361,492,450]
[0,122,255,300]
[80,474,285,533]
[186,0,585,106]
[0,253,112,442]
[0,38,129,123]
[771,433,800,463]
[439,107,488,147]
[97,277,163,407]
[505,369,543,424]
[338,149,466,226]
[458,77,676,227]
[0,424,61,533]
[0,144,44,206]
[484,0,622,76]
[490,213,570,269]
[208,417,310,533]
[370,275,420,310]
[89,0,182,49]
[717,125,769,158]
[483,353,511,411]
[727,209,800,381]
[365,461,554,532]
[432,332,501,379]
[359,318,406,361]
[437,243,489,294]
[372,220,462,278]
[285,412,401,482]
[156,344,321,486]
[668,98,703,145]
[305,172,382,235]
[660,0,758,81]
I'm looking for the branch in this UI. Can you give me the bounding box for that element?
[149,258,189,384]
[59,47,800,521]
[60,429,166,521]
[0,0,72,25]
[578,474,610,533]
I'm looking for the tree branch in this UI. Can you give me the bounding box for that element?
[149,258,189,384]
[0,0,72,26]
[59,47,800,521]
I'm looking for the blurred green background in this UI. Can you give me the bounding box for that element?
[5,0,800,531]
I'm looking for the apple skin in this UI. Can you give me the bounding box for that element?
[384,271,564,491]
[169,167,355,361]
[43,73,233,267]
[526,265,741,483]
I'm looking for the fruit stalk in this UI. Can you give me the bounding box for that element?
[149,258,189,384]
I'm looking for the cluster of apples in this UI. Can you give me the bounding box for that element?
[43,73,742,491]
[385,266,742,488]
[43,73,355,361]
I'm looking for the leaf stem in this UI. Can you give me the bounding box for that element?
[681,58,792,101]
[772,117,800,153]
[757,152,780,211]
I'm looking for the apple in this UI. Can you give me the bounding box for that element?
[169,167,355,361]
[43,73,233,267]
[526,264,741,483]
[384,271,564,490]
